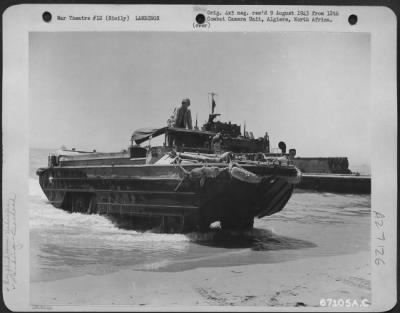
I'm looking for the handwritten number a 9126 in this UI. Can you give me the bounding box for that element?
[373,211,385,266]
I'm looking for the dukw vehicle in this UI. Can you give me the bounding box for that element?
[37,95,301,232]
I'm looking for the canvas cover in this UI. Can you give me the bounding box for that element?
[131,127,167,144]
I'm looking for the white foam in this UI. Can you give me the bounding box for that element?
[30,196,193,246]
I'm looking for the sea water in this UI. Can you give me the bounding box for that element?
[30,148,371,283]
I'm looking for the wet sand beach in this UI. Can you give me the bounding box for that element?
[31,251,370,307]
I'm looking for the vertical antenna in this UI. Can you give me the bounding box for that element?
[208,93,210,114]
[208,92,218,115]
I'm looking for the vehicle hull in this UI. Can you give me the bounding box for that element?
[37,162,298,232]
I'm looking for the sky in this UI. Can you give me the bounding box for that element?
[29,31,371,167]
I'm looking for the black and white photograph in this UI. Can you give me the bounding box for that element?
[2,4,397,311]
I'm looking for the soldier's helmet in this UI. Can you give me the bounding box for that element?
[182,98,191,106]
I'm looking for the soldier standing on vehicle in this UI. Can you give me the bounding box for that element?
[167,98,193,148]
[173,98,193,130]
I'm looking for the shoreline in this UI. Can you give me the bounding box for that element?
[31,251,370,308]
